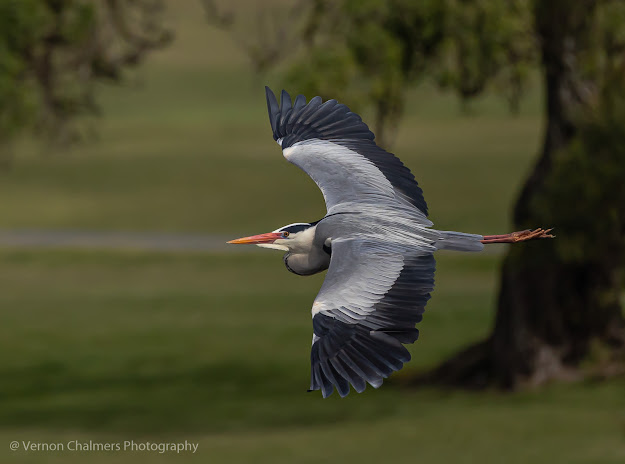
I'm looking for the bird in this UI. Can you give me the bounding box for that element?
[228,87,554,398]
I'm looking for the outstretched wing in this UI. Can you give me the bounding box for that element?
[309,239,435,397]
[265,87,429,221]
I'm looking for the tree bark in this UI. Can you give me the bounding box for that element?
[420,1,625,389]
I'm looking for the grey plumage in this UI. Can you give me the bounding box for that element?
[266,86,428,216]
[262,87,484,397]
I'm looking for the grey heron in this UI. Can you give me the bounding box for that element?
[228,87,553,398]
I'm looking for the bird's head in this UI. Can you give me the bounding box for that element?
[228,223,316,252]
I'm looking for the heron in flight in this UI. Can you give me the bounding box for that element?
[229,87,553,398]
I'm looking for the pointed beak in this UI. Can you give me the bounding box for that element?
[227,232,283,245]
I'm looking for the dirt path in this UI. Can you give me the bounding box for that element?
[0,229,241,252]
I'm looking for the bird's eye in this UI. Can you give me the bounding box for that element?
[282,231,290,238]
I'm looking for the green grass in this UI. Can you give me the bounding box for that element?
[1,2,623,463]
[1,249,623,464]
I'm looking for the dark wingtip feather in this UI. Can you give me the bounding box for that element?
[311,313,430,398]
[263,86,427,216]
[293,94,307,111]
[264,88,377,149]
[265,86,279,138]
[280,89,292,113]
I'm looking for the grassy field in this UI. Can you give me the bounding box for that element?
[1,250,624,464]
[1,1,623,463]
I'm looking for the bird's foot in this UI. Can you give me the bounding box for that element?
[481,228,555,244]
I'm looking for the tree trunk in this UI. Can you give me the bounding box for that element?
[420,1,625,389]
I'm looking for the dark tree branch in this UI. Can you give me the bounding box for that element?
[202,0,306,73]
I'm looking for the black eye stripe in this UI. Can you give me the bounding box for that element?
[280,224,311,234]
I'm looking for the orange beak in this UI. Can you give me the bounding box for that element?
[227,232,283,245]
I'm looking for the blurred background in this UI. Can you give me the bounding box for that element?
[1,1,624,463]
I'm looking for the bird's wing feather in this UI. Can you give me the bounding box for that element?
[309,238,435,397]
[266,87,429,219]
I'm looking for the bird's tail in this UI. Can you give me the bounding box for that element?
[435,231,484,252]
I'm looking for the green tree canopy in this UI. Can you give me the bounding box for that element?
[285,0,535,144]
[0,0,171,157]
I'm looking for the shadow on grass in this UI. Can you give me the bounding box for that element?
[0,360,410,435]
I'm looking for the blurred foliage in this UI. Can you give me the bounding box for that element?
[0,0,171,161]
[206,0,537,145]
[526,0,625,266]
[289,0,536,143]
[535,93,625,265]
[202,0,303,74]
